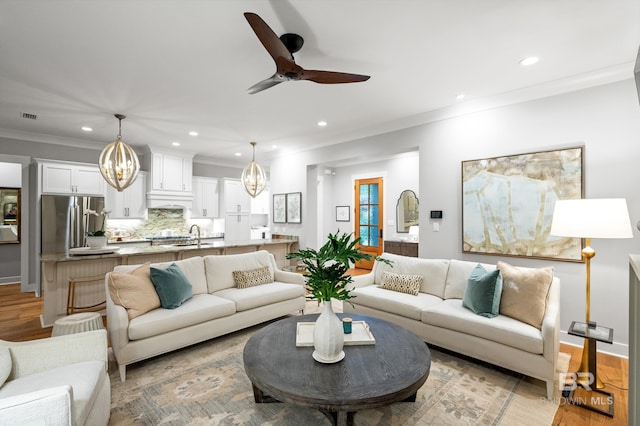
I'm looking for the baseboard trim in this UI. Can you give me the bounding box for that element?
[560,330,628,359]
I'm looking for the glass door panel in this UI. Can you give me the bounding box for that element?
[354,178,383,269]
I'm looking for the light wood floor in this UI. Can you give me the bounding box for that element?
[0,283,628,425]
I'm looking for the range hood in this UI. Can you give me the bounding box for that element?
[146,193,193,210]
[144,148,194,210]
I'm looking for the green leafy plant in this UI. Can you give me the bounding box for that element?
[286,231,391,302]
[86,209,108,237]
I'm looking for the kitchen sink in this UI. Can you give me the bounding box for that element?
[171,242,216,247]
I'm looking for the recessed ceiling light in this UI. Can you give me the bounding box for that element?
[81,126,92,132]
[234,152,242,157]
[189,131,198,136]
[172,142,180,147]
[456,94,465,100]
[317,121,327,127]
[519,56,539,66]
[272,145,278,149]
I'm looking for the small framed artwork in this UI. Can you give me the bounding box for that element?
[286,192,302,223]
[273,194,286,223]
[336,206,350,222]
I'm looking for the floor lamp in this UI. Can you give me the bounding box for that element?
[550,198,633,389]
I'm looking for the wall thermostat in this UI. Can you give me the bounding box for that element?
[430,210,443,219]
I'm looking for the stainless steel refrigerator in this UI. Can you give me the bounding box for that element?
[41,195,105,254]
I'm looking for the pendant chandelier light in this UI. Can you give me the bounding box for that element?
[241,142,266,198]
[99,114,140,192]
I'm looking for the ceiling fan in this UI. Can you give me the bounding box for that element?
[244,12,370,94]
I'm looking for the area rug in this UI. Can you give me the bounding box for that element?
[108,321,569,426]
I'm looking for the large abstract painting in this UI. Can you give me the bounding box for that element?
[462,147,583,261]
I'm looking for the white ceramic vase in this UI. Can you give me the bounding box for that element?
[86,236,107,249]
[312,300,345,363]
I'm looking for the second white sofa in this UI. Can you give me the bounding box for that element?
[344,253,560,399]
[105,250,306,381]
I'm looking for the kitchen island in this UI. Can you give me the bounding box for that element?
[40,238,299,327]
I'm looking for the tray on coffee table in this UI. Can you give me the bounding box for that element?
[295,321,375,347]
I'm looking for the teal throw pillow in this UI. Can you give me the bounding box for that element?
[462,264,502,318]
[150,263,193,309]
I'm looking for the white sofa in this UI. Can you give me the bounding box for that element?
[0,329,110,425]
[344,253,560,399]
[106,250,306,381]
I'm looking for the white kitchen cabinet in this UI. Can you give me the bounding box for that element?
[223,178,251,241]
[105,171,147,219]
[224,214,251,241]
[150,153,192,193]
[250,187,270,214]
[40,161,105,196]
[192,176,219,218]
[223,178,251,213]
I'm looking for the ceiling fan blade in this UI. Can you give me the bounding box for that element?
[298,69,370,84]
[246,74,285,94]
[244,12,293,63]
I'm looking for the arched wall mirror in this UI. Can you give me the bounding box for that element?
[0,187,20,243]
[396,190,419,233]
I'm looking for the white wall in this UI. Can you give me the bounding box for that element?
[0,162,21,187]
[0,155,31,289]
[269,152,309,239]
[329,152,420,241]
[269,78,640,357]
[419,79,640,357]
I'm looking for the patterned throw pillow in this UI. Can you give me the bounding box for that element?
[233,266,273,289]
[380,271,423,296]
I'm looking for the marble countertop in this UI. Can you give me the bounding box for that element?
[41,238,298,262]
[106,236,224,244]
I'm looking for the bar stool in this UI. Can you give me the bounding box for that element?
[66,275,106,315]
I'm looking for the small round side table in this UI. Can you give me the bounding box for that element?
[52,312,104,337]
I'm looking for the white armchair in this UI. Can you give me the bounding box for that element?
[0,329,110,426]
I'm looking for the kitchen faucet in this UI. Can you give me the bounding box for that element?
[189,224,201,248]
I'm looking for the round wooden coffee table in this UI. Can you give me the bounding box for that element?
[243,314,431,425]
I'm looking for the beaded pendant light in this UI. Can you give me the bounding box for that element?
[241,142,266,197]
[98,114,140,191]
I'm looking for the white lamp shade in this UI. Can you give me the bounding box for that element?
[550,198,633,239]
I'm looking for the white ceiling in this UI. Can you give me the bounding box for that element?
[0,0,638,167]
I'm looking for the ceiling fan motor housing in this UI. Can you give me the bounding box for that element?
[279,33,304,53]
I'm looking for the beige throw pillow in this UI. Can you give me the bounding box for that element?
[497,261,553,329]
[108,262,161,320]
[233,266,273,289]
[380,271,423,296]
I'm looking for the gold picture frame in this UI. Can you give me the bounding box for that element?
[462,146,584,261]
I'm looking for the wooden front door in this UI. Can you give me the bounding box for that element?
[354,177,383,270]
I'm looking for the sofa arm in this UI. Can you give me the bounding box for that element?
[105,273,131,354]
[3,330,107,380]
[541,278,561,365]
[106,297,130,357]
[346,272,375,290]
[274,269,307,285]
[0,385,72,425]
